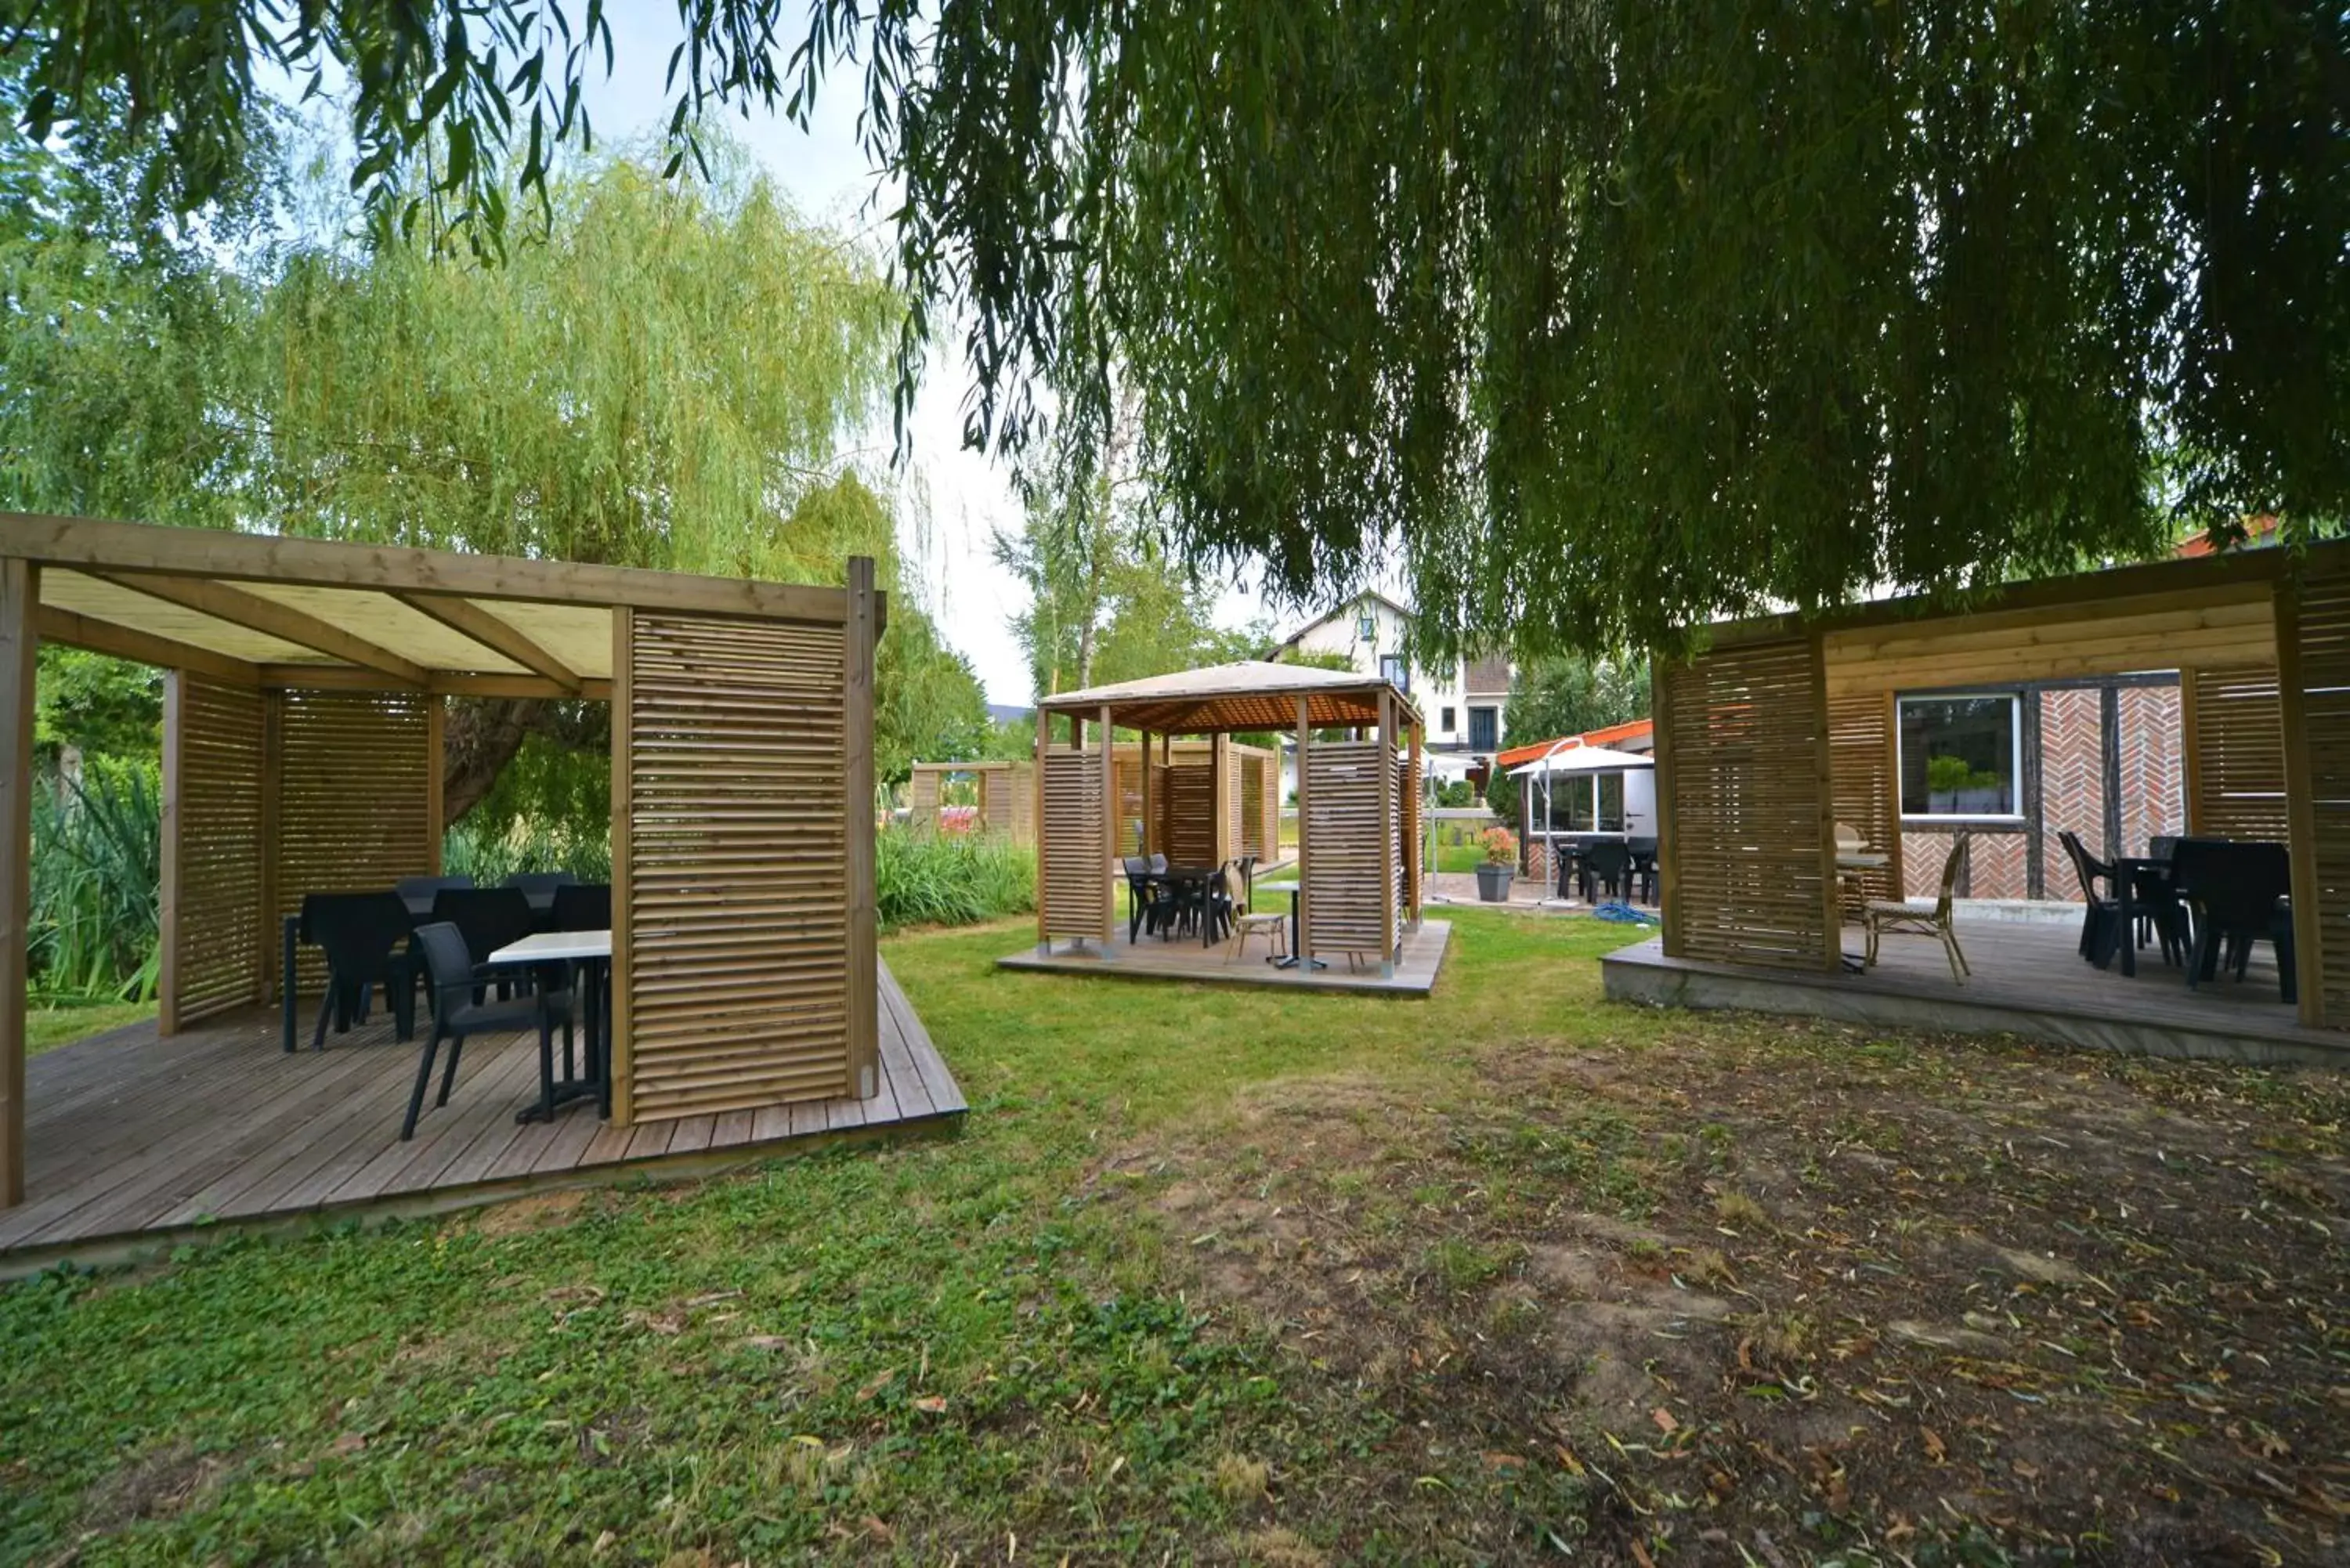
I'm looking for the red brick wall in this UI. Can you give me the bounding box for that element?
[2040,688,2105,901]
[2117,685,2185,861]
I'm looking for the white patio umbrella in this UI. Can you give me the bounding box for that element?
[1509,741,1655,905]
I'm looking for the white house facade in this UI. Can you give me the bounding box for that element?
[1267,591,1509,758]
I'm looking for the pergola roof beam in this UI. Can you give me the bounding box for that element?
[393,592,581,692]
[96,572,428,686]
[34,605,263,688]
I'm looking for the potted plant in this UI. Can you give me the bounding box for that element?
[1475,827,1518,901]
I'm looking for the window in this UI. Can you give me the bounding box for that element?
[1440,706,1457,733]
[1379,653,1408,692]
[1356,612,1377,641]
[1900,695,2021,818]
[1468,706,1499,751]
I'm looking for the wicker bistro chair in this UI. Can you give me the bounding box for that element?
[402,922,573,1140]
[1863,833,1972,982]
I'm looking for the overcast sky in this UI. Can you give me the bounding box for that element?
[574,0,1282,704]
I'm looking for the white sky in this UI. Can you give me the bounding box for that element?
[577,0,1278,704]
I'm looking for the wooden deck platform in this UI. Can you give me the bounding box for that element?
[998,918,1450,996]
[1603,915,2346,1066]
[0,961,964,1276]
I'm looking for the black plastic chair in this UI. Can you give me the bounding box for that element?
[504,871,580,929]
[395,874,473,919]
[1202,863,1236,947]
[2058,830,2121,966]
[1584,841,1631,903]
[430,886,539,1000]
[403,922,573,1140]
[1626,836,1660,903]
[2173,840,2295,1003]
[1121,858,1173,942]
[295,891,418,1052]
[551,882,612,932]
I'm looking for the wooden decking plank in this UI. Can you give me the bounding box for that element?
[883,963,965,1115]
[577,1120,638,1168]
[624,1120,678,1161]
[527,1101,612,1175]
[264,1033,540,1212]
[476,1104,577,1185]
[873,969,936,1118]
[710,1109,757,1149]
[7,1028,403,1245]
[333,1031,541,1200]
[749,1105,793,1143]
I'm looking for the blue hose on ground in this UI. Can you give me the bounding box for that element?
[1592,901,1658,924]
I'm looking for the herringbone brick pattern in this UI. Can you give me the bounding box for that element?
[2041,688,2106,900]
[2117,686,2186,860]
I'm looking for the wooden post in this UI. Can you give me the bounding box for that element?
[257,692,281,1006]
[1651,657,1680,956]
[1211,732,1231,867]
[1377,690,1396,970]
[2272,587,2324,1027]
[1099,705,1116,951]
[158,671,184,1037]
[425,695,446,874]
[2178,666,2204,834]
[1882,690,1904,895]
[1138,729,1153,859]
[844,557,880,1096]
[1034,706,1050,949]
[1810,631,1842,972]
[609,606,635,1126]
[1295,695,1312,963]
[0,558,36,1207]
[1406,721,1423,927]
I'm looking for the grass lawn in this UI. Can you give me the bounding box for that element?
[4,911,2347,1563]
[26,1000,154,1058]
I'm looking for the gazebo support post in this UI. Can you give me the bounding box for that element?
[0,559,35,1207]
[845,555,880,1096]
[1137,728,1153,862]
[1378,688,1395,977]
[1406,721,1423,930]
[1098,706,1116,957]
[1032,706,1050,956]
[1295,694,1312,964]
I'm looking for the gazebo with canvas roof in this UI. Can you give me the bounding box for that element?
[0,513,965,1270]
[1003,661,1444,993]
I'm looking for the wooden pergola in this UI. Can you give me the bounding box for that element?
[1650,539,2349,1029]
[0,514,886,1208]
[1033,662,1423,971]
[906,741,1282,864]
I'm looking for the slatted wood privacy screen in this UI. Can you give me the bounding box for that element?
[1301,741,1392,955]
[2187,667,2290,841]
[1164,761,1217,868]
[620,613,853,1121]
[1826,692,1900,910]
[2283,570,2350,1024]
[162,676,268,1029]
[271,689,437,997]
[1240,757,1269,861]
[1039,750,1107,938]
[1660,636,1834,970]
[908,768,940,822]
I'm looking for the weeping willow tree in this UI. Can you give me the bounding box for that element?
[10,2,2341,660]
[256,139,985,816]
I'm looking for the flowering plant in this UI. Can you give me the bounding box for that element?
[1478,826,1518,866]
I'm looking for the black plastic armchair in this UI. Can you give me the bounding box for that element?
[429,886,539,1000]
[551,882,613,932]
[295,891,418,1052]
[402,922,573,1140]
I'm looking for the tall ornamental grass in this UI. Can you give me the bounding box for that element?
[443,817,613,886]
[29,761,161,1005]
[876,828,1033,931]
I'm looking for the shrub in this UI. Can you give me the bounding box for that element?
[1478,826,1518,865]
[876,828,1034,930]
[443,815,612,885]
[29,759,161,1004]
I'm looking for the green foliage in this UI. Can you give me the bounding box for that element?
[1484,764,1520,829]
[873,829,1035,930]
[443,811,613,887]
[27,761,161,1005]
[1477,826,1517,866]
[1505,655,1649,747]
[1437,779,1476,809]
[31,649,161,761]
[1925,753,2001,796]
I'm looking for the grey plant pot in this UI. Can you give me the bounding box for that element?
[1476,863,1515,902]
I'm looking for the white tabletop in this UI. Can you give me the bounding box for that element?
[487,930,611,964]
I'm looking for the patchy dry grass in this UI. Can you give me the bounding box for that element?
[4,911,2346,1564]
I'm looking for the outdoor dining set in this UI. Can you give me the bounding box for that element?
[1549,836,1661,904]
[287,873,613,1140]
[2060,832,2298,1003]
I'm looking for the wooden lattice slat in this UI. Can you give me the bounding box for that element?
[2188,667,2290,841]
[1661,634,1833,970]
[1826,691,1900,912]
[1039,750,1105,937]
[1164,762,1216,867]
[1301,740,1389,954]
[621,613,853,1121]
[2282,570,2350,1025]
[271,689,436,997]
[162,675,268,1028]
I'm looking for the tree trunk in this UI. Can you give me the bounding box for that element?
[440,697,548,827]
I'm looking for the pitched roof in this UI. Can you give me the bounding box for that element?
[1495,717,1654,771]
[1037,659,1422,734]
[1267,590,1415,654]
